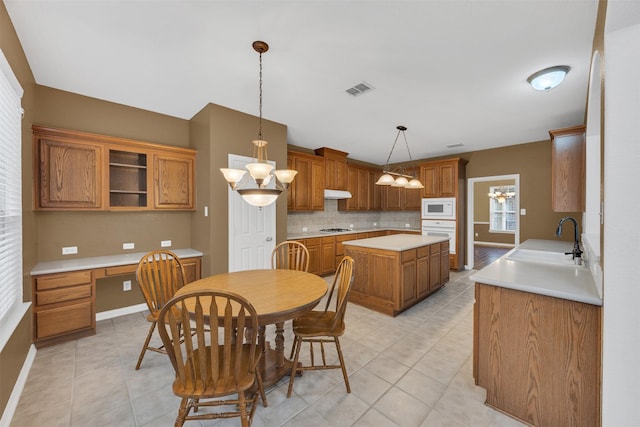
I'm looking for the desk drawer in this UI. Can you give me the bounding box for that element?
[35,270,92,291]
[35,301,94,339]
[104,264,136,276]
[36,284,92,306]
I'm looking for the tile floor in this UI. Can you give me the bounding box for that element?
[11,270,525,427]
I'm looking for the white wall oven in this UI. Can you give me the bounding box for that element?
[421,197,456,220]
[422,219,456,255]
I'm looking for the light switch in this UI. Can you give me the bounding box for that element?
[520,208,526,215]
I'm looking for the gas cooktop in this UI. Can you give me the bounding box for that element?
[319,228,353,233]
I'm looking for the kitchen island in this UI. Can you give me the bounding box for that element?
[470,239,601,427]
[344,234,449,316]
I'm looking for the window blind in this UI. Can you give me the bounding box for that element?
[0,50,23,326]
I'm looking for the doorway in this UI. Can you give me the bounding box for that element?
[227,154,276,272]
[466,174,520,269]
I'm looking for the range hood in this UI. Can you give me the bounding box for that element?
[324,189,352,200]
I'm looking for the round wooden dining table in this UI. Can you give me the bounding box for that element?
[174,269,327,387]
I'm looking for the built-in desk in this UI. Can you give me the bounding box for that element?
[30,249,203,348]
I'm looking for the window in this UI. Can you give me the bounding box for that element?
[489,185,516,233]
[0,50,23,328]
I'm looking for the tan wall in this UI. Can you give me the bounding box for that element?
[191,103,288,277]
[459,141,580,243]
[0,0,36,417]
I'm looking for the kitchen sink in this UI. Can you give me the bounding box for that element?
[506,248,579,267]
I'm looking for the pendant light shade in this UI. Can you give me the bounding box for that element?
[375,173,396,186]
[220,41,296,206]
[375,125,424,189]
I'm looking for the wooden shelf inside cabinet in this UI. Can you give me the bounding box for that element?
[109,150,148,208]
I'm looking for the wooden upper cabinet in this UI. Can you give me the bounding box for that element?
[420,158,467,199]
[550,125,585,212]
[338,165,359,211]
[154,153,195,209]
[288,151,325,211]
[36,136,103,210]
[315,147,348,191]
[33,126,196,211]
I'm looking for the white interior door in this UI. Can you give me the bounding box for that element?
[228,154,276,272]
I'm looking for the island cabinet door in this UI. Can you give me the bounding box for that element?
[416,246,430,299]
[345,246,398,315]
[429,245,441,292]
[401,249,417,306]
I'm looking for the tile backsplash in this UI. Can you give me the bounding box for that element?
[287,199,421,234]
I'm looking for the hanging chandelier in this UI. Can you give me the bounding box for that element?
[220,41,297,207]
[488,186,516,203]
[375,126,424,189]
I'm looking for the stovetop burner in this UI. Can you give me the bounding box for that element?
[319,228,352,233]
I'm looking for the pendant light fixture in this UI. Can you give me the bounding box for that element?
[220,41,296,207]
[375,126,424,189]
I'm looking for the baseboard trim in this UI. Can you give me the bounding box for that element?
[0,344,36,427]
[474,241,515,248]
[96,303,147,321]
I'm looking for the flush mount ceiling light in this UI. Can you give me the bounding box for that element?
[375,126,424,189]
[220,41,297,207]
[527,65,571,91]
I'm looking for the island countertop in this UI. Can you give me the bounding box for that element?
[342,234,449,251]
[470,239,602,306]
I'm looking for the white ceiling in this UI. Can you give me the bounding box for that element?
[4,0,598,165]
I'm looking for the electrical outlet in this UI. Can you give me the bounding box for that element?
[62,246,78,255]
[123,242,135,250]
[302,227,308,232]
[161,240,172,247]
[123,280,131,291]
[520,208,527,215]
[475,232,479,237]
[373,222,377,227]
[349,224,354,229]
[405,223,410,228]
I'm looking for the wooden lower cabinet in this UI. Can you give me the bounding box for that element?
[32,270,96,347]
[474,283,601,427]
[32,255,202,348]
[345,240,449,316]
[298,237,335,276]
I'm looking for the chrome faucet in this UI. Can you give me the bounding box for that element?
[555,216,583,264]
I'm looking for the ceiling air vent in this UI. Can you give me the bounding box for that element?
[345,81,374,96]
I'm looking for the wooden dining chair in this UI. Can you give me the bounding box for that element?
[135,249,188,370]
[286,256,355,398]
[271,240,309,272]
[157,289,265,427]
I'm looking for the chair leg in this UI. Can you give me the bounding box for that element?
[238,390,249,427]
[334,337,351,393]
[175,397,188,427]
[256,367,268,407]
[135,321,157,370]
[287,336,302,398]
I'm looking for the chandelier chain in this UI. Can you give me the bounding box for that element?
[258,49,263,140]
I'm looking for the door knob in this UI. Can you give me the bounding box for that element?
[266,236,273,241]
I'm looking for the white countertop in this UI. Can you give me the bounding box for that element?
[31,248,204,276]
[342,234,448,251]
[470,239,602,306]
[287,227,421,240]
